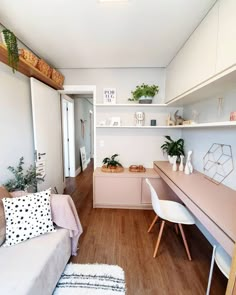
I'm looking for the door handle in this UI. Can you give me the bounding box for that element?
[38,152,46,160]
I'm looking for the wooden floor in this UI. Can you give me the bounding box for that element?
[65,161,227,295]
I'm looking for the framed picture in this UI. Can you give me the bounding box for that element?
[103,88,116,104]
[110,117,121,127]
[80,146,87,171]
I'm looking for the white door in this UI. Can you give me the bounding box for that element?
[30,78,64,193]
[62,99,70,177]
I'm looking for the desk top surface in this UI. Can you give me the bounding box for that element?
[154,161,236,243]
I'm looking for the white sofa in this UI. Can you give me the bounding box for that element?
[0,227,71,295]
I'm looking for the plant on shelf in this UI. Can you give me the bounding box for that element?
[102,154,123,168]
[1,29,19,73]
[4,157,44,192]
[128,83,159,104]
[161,136,185,161]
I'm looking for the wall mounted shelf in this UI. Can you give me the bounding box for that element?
[96,121,236,129]
[95,103,167,107]
[0,44,63,90]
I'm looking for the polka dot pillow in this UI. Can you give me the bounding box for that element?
[2,189,55,246]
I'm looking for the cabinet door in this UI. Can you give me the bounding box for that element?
[141,178,178,204]
[165,3,218,102]
[216,0,236,73]
[94,177,141,206]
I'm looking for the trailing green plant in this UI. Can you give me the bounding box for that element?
[102,154,123,168]
[129,83,159,101]
[2,29,19,73]
[161,136,185,159]
[4,157,44,192]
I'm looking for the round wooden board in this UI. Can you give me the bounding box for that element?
[101,166,124,173]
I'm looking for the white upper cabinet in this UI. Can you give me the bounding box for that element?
[165,3,219,103]
[216,0,236,73]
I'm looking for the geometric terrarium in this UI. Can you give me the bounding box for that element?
[203,143,234,184]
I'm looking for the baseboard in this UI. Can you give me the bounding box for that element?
[75,167,81,177]
[93,203,152,210]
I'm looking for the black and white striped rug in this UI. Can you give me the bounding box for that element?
[53,263,126,295]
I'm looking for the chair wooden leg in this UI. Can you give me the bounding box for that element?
[178,224,192,261]
[153,220,165,258]
[174,224,179,235]
[148,215,158,233]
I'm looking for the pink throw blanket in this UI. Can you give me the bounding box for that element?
[51,194,83,256]
[11,191,83,256]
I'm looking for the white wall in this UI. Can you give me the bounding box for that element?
[60,68,184,168]
[74,97,93,169]
[183,88,236,190]
[60,68,166,104]
[0,62,34,184]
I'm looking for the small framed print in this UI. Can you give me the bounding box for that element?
[103,88,116,104]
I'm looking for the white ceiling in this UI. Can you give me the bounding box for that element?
[0,0,217,68]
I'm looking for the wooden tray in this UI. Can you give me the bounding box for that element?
[101,166,124,173]
[129,165,146,173]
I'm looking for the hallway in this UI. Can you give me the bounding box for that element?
[65,162,227,295]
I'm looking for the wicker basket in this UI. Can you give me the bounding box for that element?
[36,59,52,77]
[101,165,124,173]
[20,49,38,67]
[51,69,65,86]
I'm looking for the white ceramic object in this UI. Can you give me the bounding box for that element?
[179,155,184,171]
[168,155,172,164]
[172,156,177,171]
[185,151,193,175]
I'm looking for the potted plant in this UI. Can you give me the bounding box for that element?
[161,136,185,162]
[4,157,44,192]
[102,154,124,172]
[129,83,159,104]
[1,29,19,73]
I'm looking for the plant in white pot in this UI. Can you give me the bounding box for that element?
[4,157,44,192]
[161,136,185,163]
[129,83,159,104]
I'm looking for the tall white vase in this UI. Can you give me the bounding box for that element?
[172,156,177,171]
[185,151,193,175]
[179,155,184,172]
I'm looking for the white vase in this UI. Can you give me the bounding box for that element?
[1,32,6,46]
[172,156,177,171]
[138,96,153,104]
[179,155,184,172]
[185,151,193,175]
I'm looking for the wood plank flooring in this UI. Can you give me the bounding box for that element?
[65,161,227,295]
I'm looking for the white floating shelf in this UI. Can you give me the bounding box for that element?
[95,103,167,107]
[96,121,236,129]
[96,125,182,129]
[180,121,236,128]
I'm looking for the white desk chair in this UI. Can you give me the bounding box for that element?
[145,178,195,260]
[206,245,232,295]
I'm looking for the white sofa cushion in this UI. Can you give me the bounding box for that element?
[0,228,71,295]
[3,189,55,246]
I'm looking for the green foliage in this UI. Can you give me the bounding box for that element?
[102,154,123,168]
[2,29,19,73]
[4,157,44,192]
[161,136,185,159]
[129,83,159,101]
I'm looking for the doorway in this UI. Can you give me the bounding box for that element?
[60,85,96,180]
[62,95,76,177]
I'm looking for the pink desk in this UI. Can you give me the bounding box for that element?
[154,161,236,256]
